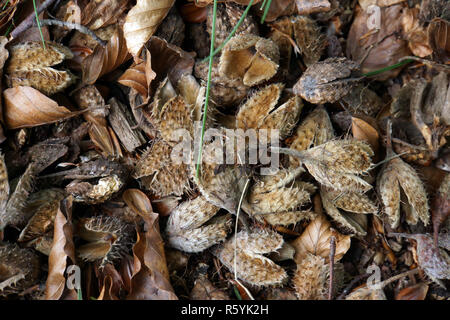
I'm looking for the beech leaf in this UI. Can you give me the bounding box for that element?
[123,0,176,57]
[3,86,80,129]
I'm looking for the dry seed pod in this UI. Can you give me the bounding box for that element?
[219,34,280,87]
[206,3,258,49]
[77,216,134,267]
[66,175,125,204]
[280,139,374,192]
[0,243,40,296]
[287,106,334,167]
[292,253,329,300]
[134,139,190,197]
[73,85,109,124]
[194,58,248,107]
[6,41,75,95]
[236,83,303,139]
[377,155,429,229]
[18,188,66,243]
[215,229,287,286]
[245,169,315,215]
[165,196,231,253]
[292,16,326,66]
[293,57,362,104]
[320,187,371,236]
[255,210,316,226]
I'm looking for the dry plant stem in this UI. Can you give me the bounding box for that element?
[376,268,419,288]
[10,0,57,39]
[328,236,336,300]
[35,19,107,46]
[234,178,253,300]
[399,56,450,72]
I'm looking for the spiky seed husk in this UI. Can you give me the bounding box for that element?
[1,163,36,229]
[377,157,429,228]
[293,57,361,104]
[288,106,334,167]
[215,229,287,286]
[166,196,219,234]
[166,215,232,253]
[18,188,65,242]
[255,210,315,226]
[235,228,284,254]
[324,188,378,214]
[6,41,75,95]
[292,16,326,66]
[206,2,258,49]
[292,253,329,300]
[320,187,368,236]
[247,180,314,214]
[260,96,303,139]
[77,216,134,267]
[134,139,190,197]
[66,175,124,204]
[219,34,279,86]
[0,243,40,296]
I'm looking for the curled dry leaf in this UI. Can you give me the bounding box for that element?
[432,173,450,246]
[45,197,78,300]
[293,57,362,104]
[3,86,80,129]
[97,264,124,300]
[346,4,411,80]
[123,0,176,57]
[291,214,351,263]
[395,282,429,300]
[118,49,156,99]
[352,117,380,154]
[122,189,177,300]
[401,7,433,58]
[393,233,450,287]
[81,0,131,30]
[215,228,287,286]
[428,18,450,63]
[219,34,280,86]
[79,25,131,85]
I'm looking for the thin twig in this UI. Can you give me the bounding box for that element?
[35,19,107,46]
[10,0,56,39]
[328,236,336,300]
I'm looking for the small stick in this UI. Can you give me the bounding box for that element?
[328,236,336,300]
[10,0,56,39]
[36,19,107,46]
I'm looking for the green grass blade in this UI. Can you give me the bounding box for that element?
[195,0,218,180]
[33,0,46,49]
[363,58,414,77]
[260,0,272,23]
[201,0,255,63]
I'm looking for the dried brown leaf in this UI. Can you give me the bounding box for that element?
[3,86,80,129]
[352,117,380,153]
[395,282,428,300]
[291,214,351,263]
[45,197,78,300]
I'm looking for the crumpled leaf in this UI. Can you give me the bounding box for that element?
[123,0,176,57]
[352,117,380,154]
[291,214,351,263]
[3,86,81,129]
[395,283,429,300]
[122,189,177,300]
[45,197,78,300]
[81,0,131,30]
[428,18,450,64]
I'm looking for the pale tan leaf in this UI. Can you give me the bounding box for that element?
[352,117,380,153]
[291,214,351,263]
[123,0,176,57]
[3,86,79,129]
